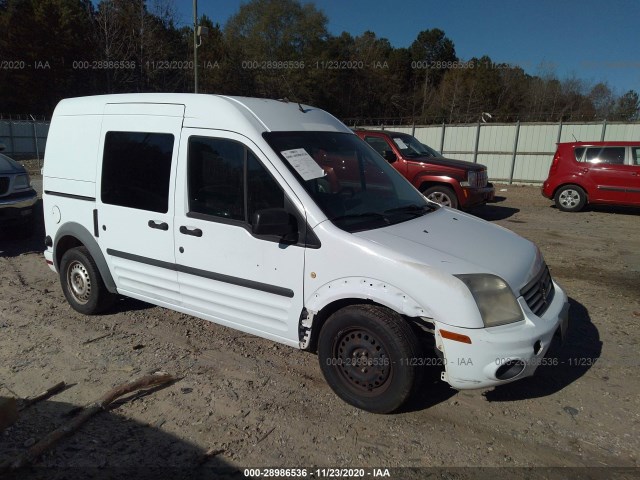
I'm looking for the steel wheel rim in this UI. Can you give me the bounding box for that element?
[427,191,452,207]
[66,260,91,305]
[333,327,393,396]
[559,189,580,208]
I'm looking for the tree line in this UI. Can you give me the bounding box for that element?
[1,0,638,123]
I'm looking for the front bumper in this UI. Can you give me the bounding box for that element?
[460,183,495,208]
[435,280,569,390]
[0,189,37,224]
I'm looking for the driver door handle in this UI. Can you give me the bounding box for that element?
[180,226,203,237]
[148,220,169,231]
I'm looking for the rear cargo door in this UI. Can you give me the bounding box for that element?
[96,103,184,305]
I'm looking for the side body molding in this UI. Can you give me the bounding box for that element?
[54,222,117,293]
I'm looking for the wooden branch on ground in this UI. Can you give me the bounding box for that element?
[0,372,175,473]
[19,381,67,411]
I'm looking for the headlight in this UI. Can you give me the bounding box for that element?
[456,274,524,327]
[13,174,30,190]
[461,170,476,187]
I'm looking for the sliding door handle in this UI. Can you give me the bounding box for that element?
[179,226,203,237]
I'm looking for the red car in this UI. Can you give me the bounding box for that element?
[355,130,494,209]
[542,142,640,212]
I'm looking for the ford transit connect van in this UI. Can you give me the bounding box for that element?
[43,94,569,413]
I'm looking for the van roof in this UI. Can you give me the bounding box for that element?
[52,93,351,134]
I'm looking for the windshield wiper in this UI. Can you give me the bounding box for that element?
[384,204,435,216]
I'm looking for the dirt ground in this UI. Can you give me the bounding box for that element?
[1,177,639,479]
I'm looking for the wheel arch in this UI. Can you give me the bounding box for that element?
[54,222,117,293]
[301,277,434,352]
[416,176,459,194]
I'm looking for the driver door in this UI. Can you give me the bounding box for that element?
[173,129,306,344]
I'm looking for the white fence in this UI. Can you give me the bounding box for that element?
[0,119,50,165]
[359,121,640,183]
[3,118,640,183]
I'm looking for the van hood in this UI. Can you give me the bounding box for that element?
[354,207,542,294]
[0,153,25,174]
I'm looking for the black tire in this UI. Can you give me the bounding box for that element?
[422,185,458,209]
[59,246,115,315]
[318,304,422,413]
[554,185,587,212]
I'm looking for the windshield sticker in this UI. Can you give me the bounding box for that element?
[393,138,408,149]
[280,148,325,180]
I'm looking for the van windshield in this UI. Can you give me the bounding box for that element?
[264,131,436,233]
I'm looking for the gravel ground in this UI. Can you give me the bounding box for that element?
[0,178,639,479]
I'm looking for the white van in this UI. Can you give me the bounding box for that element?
[43,94,569,413]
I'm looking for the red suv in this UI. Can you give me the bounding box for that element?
[355,130,494,209]
[542,142,640,212]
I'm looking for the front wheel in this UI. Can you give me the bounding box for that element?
[59,247,115,315]
[422,185,458,209]
[554,185,587,212]
[318,305,422,413]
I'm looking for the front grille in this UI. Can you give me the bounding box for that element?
[473,170,488,188]
[520,264,555,317]
[0,176,9,196]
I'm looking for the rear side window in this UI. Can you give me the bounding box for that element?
[584,147,625,165]
[101,131,174,213]
[632,147,640,165]
[188,136,285,224]
[574,147,585,161]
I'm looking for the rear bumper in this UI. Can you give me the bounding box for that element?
[541,180,554,199]
[459,183,495,208]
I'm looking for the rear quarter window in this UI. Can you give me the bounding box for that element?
[574,147,585,161]
[101,131,174,213]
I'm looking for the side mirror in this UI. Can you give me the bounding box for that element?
[252,208,296,238]
[383,150,397,163]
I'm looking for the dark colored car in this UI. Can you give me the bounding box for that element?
[0,151,37,231]
[542,142,640,212]
[355,130,494,209]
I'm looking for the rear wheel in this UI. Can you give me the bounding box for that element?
[554,185,586,212]
[59,247,115,315]
[422,185,458,209]
[318,305,422,413]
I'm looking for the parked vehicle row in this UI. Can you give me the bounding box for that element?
[42,94,568,413]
